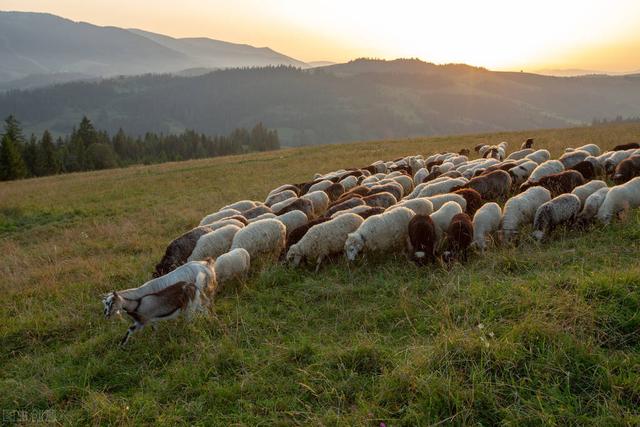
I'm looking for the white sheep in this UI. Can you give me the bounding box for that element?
[301,190,330,217]
[208,218,246,231]
[187,225,241,262]
[429,201,463,240]
[597,177,640,224]
[425,194,467,212]
[471,202,502,252]
[603,149,635,174]
[214,248,251,287]
[344,207,415,261]
[230,218,286,262]
[532,194,581,240]
[389,198,434,216]
[527,160,564,183]
[571,180,607,207]
[199,208,241,226]
[287,213,364,270]
[339,175,358,191]
[418,178,468,197]
[579,187,610,221]
[566,144,601,157]
[223,200,257,212]
[501,186,551,240]
[268,184,299,197]
[331,205,372,218]
[276,210,309,235]
[506,148,534,161]
[413,167,428,185]
[525,149,551,165]
[393,175,414,195]
[508,160,538,185]
[308,179,333,193]
[248,213,276,223]
[559,150,590,168]
[265,189,297,207]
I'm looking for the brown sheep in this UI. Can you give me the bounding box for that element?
[459,148,471,156]
[358,206,386,219]
[521,138,534,149]
[326,198,366,217]
[421,170,442,183]
[362,192,397,209]
[333,192,364,206]
[479,161,518,175]
[453,188,483,216]
[613,155,640,184]
[368,183,403,201]
[269,184,300,197]
[390,165,412,175]
[519,170,585,197]
[426,159,444,170]
[458,170,512,201]
[153,226,211,278]
[276,198,315,219]
[324,182,346,202]
[440,170,463,179]
[285,217,331,250]
[474,143,486,153]
[242,205,273,220]
[569,160,597,180]
[613,142,640,151]
[363,165,377,174]
[407,214,437,265]
[445,213,474,262]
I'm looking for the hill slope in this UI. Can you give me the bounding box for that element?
[1,124,640,424]
[2,59,640,146]
[0,11,307,87]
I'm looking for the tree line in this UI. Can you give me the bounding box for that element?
[0,115,279,181]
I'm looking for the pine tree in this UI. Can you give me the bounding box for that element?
[35,130,59,176]
[23,134,38,176]
[0,134,27,180]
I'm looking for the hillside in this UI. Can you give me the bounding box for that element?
[0,11,307,88]
[2,59,640,146]
[1,123,640,424]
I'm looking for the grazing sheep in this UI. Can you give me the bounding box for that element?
[358,206,386,219]
[324,182,346,202]
[362,192,397,208]
[230,218,286,262]
[268,184,300,197]
[445,213,474,262]
[390,198,434,216]
[208,218,246,231]
[532,194,581,240]
[187,225,241,262]
[407,214,437,264]
[153,226,212,277]
[464,170,512,201]
[265,189,297,207]
[571,180,607,207]
[520,170,585,197]
[308,179,334,194]
[248,213,277,223]
[597,177,640,224]
[242,205,273,220]
[287,213,364,270]
[579,187,610,221]
[479,162,518,175]
[426,193,467,212]
[566,144,601,157]
[331,204,373,218]
[301,190,330,217]
[339,175,358,191]
[459,148,471,156]
[525,149,551,165]
[413,167,429,185]
[604,150,634,174]
[430,201,463,240]
[527,160,565,183]
[199,208,242,226]
[453,188,483,215]
[326,197,366,217]
[418,178,468,198]
[569,160,597,180]
[214,248,250,287]
[559,150,590,169]
[471,202,502,252]
[508,160,538,185]
[393,175,414,195]
[475,143,489,153]
[368,182,404,200]
[271,197,315,219]
[344,207,415,261]
[612,155,640,184]
[520,138,534,149]
[501,187,552,240]
[613,142,640,151]
[277,210,309,236]
[223,200,257,212]
[286,217,331,250]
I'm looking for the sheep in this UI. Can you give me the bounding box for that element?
[445,213,474,262]
[199,208,242,226]
[407,214,437,264]
[301,190,330,217]
[344,207,415,261]
[520,170,585,197]
[268,184,300,198]
[458,170,512,201]
[426,193,467,211]
[501,186,551,241]
[105,280,200,346]
[459,148,471,156]
[520,138,534,149]
[223,200,257,212]
[612,155,640,184]
[287,213,364,270]
[153,226,212,278]
[265,189,297,207]
[604,150,634,174]
[393,175,414,195]
[430,201,463,241]
[208,217,246,230]
[331,204,373,218]
[339,175,358,191]
[418,178,468,197]
[324,182,346,202]
[389,198,434,216]
[248,213,277,223]
[475,143,489,153]
[413,167,429,185]
[326,197,366,217]
[214,248,251,287]
[596,177,640,224]
[559,150,590,169]
[286,217,331,250]
[478,161,518,175]
[569,160,597,180]
[187,225,241,262]
[242,205,273,220]
[453,188,483,215]
[230,218,286,263]
[571,180,607,207]
[362,192,397,209]
[368,182,403,200]
[566,144,601,157]
[271,197,315,219]
[358,206,386,219]
[532,194,581,240]
[613,142,640,151]
[440,170,463,179]
[508,160,538,185]
[578,187,610,222]
[276,210,309,236]
[308,179,334,194]
[471,202,502,252]
[525,149,551,165]
[526,160,564,183]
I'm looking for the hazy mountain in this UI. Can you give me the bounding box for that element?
[2,58,640,146]
[0,11,308,87]
[307,61,337,68]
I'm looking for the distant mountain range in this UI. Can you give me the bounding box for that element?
[2,58,639,146]
[0,11,309,89]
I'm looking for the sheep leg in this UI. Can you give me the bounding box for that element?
[120,321,144,347]
[314,255,324,273]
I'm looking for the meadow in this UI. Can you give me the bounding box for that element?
[2,123,640,425]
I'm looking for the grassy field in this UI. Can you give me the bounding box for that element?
[2,123,640,425]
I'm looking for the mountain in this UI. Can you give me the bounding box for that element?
[2,58,640,146]
[0,11,308,86]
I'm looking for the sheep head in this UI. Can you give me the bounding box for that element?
[344,233,364,261]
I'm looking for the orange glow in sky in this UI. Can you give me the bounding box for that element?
[3,0,640,72]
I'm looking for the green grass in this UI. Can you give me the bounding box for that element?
[1,123,640,425]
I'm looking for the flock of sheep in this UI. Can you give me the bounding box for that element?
[102,138,640,345]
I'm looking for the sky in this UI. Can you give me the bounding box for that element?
[3,0,640,72]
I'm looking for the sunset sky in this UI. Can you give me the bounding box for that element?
[3,0,640,72]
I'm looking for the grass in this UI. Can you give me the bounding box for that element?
[1,123,640,425]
